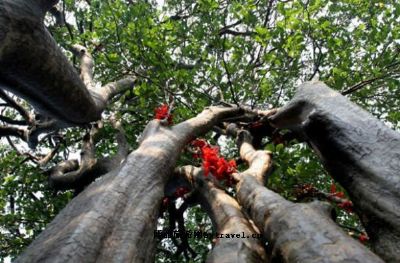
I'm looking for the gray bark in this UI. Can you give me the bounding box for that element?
[178,166,267,263]
[15,106,242,263]
[268,81,400,262]
[0,0,135,125]
[232,129,384,263]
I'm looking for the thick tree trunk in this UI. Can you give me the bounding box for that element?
[236,177,383,263]
[0,0,101,124]
[0,0,135,125]
[268,81,400,262]
[231,129,383,263]
[178,166,267,263]
[15,106,242,263]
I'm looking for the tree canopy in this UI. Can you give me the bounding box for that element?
[0,0,399,262]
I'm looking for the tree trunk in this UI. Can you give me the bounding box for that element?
[236,176,383,263]
[0,0,102,124]
[269,80,400,262]
[15,107,242,263]
[231,129,383,263]
[178,166,267,263]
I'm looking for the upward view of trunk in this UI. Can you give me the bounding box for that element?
[0,0,135,125]
[269,81,400,262]
[177,166,267,263]
[15,107,242,263]
[0,0,101,124]
[1,0,398,262]
[230,129,383,263]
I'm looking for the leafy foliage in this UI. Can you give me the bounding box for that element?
[1,0,399,261]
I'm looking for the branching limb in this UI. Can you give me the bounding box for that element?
[226,124,272,184]
[71,45,96,91]
[0,126,27,141]
[71,45,136,107]
[225,126,383,262]
[0,90,33,124]
[172,106,244,145]
[48,119,130,191]
[175,166,267,263]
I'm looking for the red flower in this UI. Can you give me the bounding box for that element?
[330,183,345,198]
[191,139,207,148]
[333,192,345,198]
[330,183,336,194]
[359,233,369,243]
[154,104,173,124]
[190,138,236,183]
[338,200,353,213]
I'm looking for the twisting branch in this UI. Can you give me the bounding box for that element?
[48,119,130,192]
[226,124,272,183]
[71,44,137,111]
[0,90,33,124]
[6,136,61,166]
[0,1,136,124]
[0,126,27,141]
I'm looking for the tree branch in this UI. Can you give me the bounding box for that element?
[0,126,27,141]
[0,90,33,124]
[176,166,267,262]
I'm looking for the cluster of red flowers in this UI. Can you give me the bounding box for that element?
[358,233,369,243]
[154,104,173,125]
[338,200,353,213]
[330,183,345,198]
[191,139,237,183]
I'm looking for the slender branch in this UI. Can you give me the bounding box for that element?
[225,124,272,184]
[71,45,95,91]
[0,90,33,123]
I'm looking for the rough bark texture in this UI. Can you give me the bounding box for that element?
[268,81,400,262]
[48,120,130,192]
[0,0,135,125]
[232,129,383,263]
[178,166,267,263]
[15,106,242,263]
[0,0,102,124]
[237,177,383,263]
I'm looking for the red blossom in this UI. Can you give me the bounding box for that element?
[338,200,353,213]
[190,139,237,183]
[359,233,369,243]
[191,139,207,149]
[174,187,189,198]
[154,104,173,124]
[330,183,336,194]
[330,183,345,198]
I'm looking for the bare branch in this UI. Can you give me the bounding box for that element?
[101,76,136,102]
[226,124,272,183]
[71,45,95,91]
[0,125,27,141]
[0,90,33,123]
[176,166,267,262]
